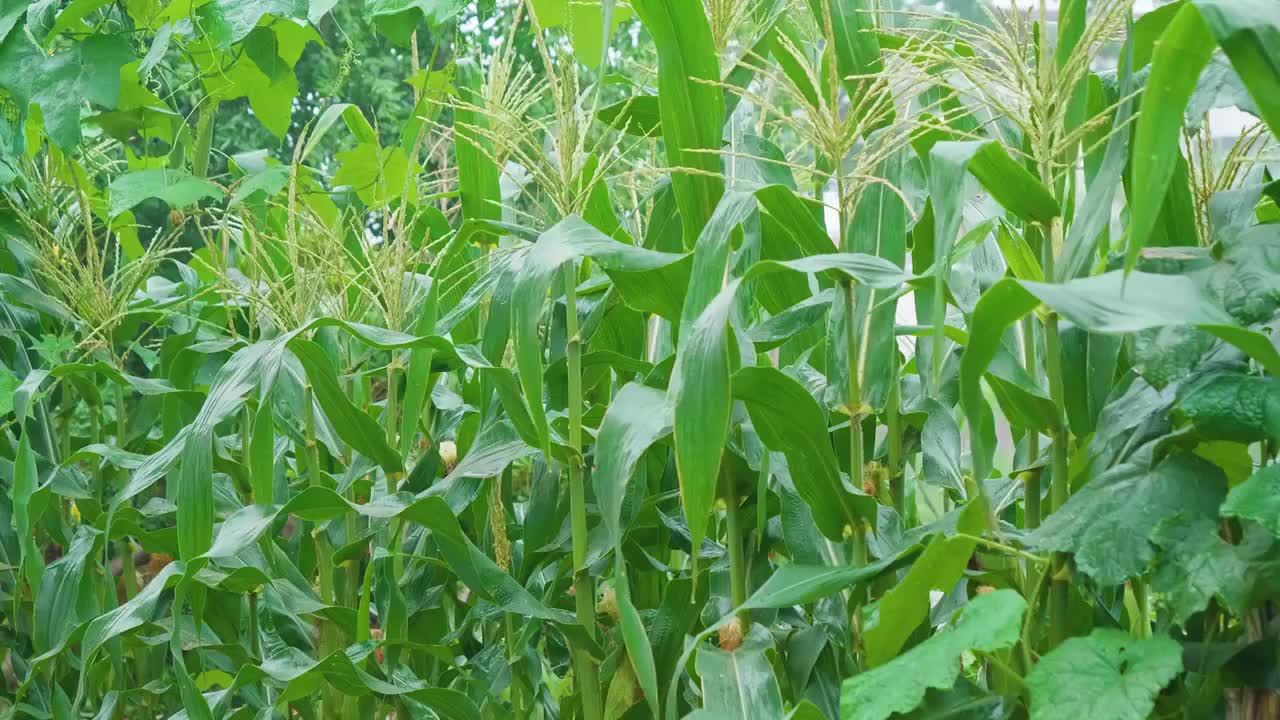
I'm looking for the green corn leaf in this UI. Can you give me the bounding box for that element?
[863,497,986,667]
[614,571,660,717]
[1128,3,1216,272]
[594,382,672,550]
[176,426,215,559]
[34,526,101,654]
[694,624,784,719]
[631,0,724,244]
[289,338,402,473]
[454,58,502,232]
[513,216,691,455]
[740,547,920,610]
[250,390,276,505]
[732,366,876,541]
[12,434,45,600]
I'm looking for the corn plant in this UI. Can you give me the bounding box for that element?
[1,0,1279,719]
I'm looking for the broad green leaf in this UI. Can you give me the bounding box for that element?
[631,0,724,243]
[0,34,132,149]
[1032,453,1226,586]
[1222,464,1280,537]
[695,624,784,719]
[960,271,1238,482]
[733,366,877,540]
[197,0,310,47]
[842,590,1027,720]
[109,169,222,217]
[1177,370,1280,443]
[1027,630,1183,720]
[863,498,987,667]
[332,142,420,207]
[1128,3,1216,272]
[1151,514,1257,625]
[365,0,468,43]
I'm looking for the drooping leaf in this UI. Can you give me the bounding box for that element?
[733,366,877,541]
[740,548,920,611]
[670,279,740,565]
[863,498,987,667]
[1191,0,1280,137]
[594,382,672,549]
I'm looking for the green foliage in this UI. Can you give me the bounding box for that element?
[0,0,1279,719]
[1026,630,1183,720]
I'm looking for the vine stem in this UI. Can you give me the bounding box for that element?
[564,261,603,720]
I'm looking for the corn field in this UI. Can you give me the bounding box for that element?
[1,0,1279,718]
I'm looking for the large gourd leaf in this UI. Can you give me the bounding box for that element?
[1031,453,1226,586]
[1026,630,1183,720]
